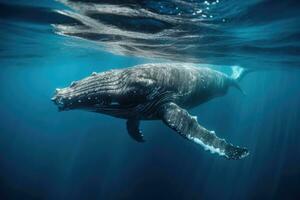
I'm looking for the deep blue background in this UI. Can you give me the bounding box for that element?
[0,0,300,200]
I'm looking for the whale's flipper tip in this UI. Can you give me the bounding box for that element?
[225,144,249,160]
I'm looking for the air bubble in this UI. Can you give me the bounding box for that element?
[204,1,210,5]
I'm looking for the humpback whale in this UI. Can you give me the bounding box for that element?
[52,63,250,160]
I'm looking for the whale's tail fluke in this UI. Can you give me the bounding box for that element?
[229,66,253,95]
[230,66,252,82]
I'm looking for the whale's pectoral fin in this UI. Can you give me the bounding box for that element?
[159,103,249,160]
[126,119,145,143]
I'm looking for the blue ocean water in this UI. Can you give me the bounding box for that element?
[0,0,300,200]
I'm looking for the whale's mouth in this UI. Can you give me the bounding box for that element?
[51,95,66,111]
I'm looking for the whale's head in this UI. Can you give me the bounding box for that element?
[51,74,102,111]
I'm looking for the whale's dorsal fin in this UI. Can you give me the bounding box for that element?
[159,103,249,160]
[126,119,145,142]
